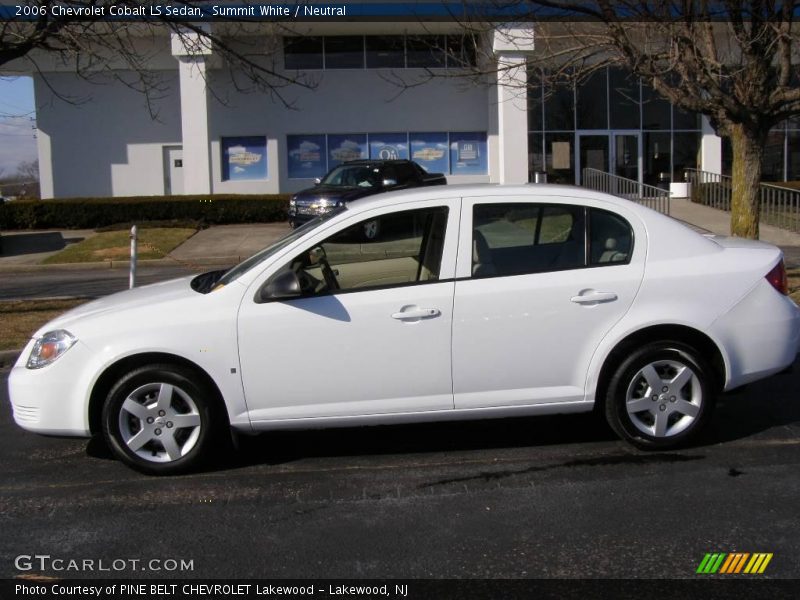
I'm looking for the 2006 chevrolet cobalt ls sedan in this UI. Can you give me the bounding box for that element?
[9,185,800,474]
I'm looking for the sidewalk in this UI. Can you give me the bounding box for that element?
[1,202,799,271]
[670,197,800,246]
[0,223,291,272]
[670,198,800,267]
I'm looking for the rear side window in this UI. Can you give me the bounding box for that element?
[395,163,418,184]
[472,203,585,277]
[589,208,633,265]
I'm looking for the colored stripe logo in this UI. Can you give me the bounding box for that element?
[696,553,773,574]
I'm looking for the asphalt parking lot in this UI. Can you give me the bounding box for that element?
[1,361,799,581]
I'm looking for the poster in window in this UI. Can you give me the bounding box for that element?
[369,133,409,160]
[327,134,367,168]
[287,134,326,179]
[551,141,571,170]
[409,132,449,174]
[222,136,267,181]
[449,132,487,175]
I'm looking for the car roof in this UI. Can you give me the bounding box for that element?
[344,183,639,211]
[339,159,413,166]
[342,183,722,260]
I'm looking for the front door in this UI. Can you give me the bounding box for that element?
[577,134,609,184]
[237,200,460,422]
[612,133,641,181]
[577,132,642,185]
[163,146,183,195]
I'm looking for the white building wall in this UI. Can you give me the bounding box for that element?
[34,72,181,198]
[32,24,504,199]
[207,68,490,194]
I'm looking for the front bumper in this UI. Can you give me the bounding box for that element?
[288,201,343,225]
[8,339,93,437]
[287,211,315,226]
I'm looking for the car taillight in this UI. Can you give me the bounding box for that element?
[765,260,788,295]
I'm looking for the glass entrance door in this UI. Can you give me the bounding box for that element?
[613,133,640,181]
[577,134,609,184]
[577,132,641,185]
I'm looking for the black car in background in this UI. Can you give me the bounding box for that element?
[288,159,447,237]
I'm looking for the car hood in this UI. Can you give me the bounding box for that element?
[37,276,197,335]
[293,185,375,203]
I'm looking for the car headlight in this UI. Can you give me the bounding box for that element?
[27,330,77,369]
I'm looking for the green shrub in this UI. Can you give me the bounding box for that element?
[0,194,290,230]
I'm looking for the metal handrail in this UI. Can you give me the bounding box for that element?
[581,168,671,215]
[684,168,800,234]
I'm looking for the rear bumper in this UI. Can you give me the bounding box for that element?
[709,280,800,390]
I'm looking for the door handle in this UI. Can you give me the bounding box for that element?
[391,307,441,320]
[570,290,618,305]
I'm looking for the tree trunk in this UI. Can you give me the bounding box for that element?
[729,124,766,239]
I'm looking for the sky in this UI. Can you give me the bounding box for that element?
[0,76,37,177]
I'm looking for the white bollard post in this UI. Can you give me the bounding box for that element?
[129,225,138,289]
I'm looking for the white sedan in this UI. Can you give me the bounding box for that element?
[8,185,800,474]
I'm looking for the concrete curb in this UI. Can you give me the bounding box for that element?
[0,349,21,370]
[0,256,238,273]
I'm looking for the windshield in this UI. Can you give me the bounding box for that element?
[320,165,381,188]
[213,207,346,288]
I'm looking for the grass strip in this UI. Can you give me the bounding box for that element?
[42,228,196,264]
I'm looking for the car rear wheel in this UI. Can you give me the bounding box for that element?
[605,342,714,449]
[102,364,219,475]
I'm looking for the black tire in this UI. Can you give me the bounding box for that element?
[102,364,222,475]
[605,341,715,450]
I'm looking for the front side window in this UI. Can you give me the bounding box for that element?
[472,203,585,277]
[279,207,449,296]
[215,208,346,288]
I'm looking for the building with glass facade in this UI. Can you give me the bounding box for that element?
[2,20,797,199]
[527,68,703,189]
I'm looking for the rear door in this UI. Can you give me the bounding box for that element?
[451,195,646,408]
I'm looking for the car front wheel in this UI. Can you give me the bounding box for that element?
[102,364,219,475]
[605,342,715,449]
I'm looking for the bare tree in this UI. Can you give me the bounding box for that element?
[0,1,316,110]
[412,1,800,239]
[16,159,38,181]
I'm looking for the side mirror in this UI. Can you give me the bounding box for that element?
[314,178,321,185]
[382,178,398,188]
[259,269,301,302]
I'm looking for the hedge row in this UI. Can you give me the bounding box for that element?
[0,194,291,230]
